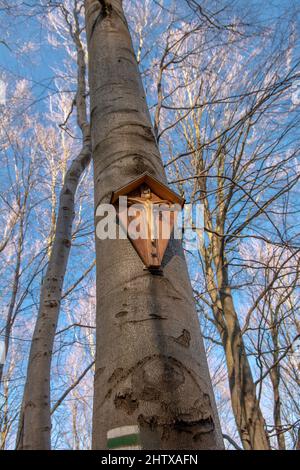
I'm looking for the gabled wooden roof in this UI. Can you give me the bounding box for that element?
[110,172,185,206]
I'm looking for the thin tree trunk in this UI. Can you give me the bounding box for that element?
[221,298,270,450]
[17,21,91,449]
[17,143,91,450]
[199,157,270,450]
[269,317,285,449]
[205,254,270,450]
[216,260,270,450]
[85,0,223,450]
[269,366,285,449]
[0,209,24,385]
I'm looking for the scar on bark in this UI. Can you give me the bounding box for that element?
[173,329,191,348]
[138,412,215,441]
[80,154,91,168]
[115,310,128,318]
[90,1,113,39]
[114,389,139,415]
[44,300,58,308]
[95,366,105,380]
[108,367,124,383]
[132,155,155,176]
[145,393,214,437]
[122,315,167,325]
[140,124,156,142]
[112,355,215,441]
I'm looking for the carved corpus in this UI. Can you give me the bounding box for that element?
[111,172,185,270]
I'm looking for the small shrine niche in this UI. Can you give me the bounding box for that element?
[110,172,185,271]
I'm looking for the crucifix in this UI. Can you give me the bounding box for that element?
[110,172,185,270]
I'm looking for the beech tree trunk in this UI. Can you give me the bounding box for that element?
[270,317,285,449]
[85,0,223,450]
[17,19,91,449]
[17,143,91,450]
[213,242,270,449]
[220,293,270,450]
[198,149,271,450]
[0,214,24,386]
[203,242,270,450]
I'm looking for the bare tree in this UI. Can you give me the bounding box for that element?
[85,0,223,450]
[153,7,300,448]
[17,1,91,450]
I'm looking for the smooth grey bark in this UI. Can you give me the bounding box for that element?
[17,143,91,450]
[17,15,91,449]
[85,0,223,450]
[0,214,24,386]
[269,310,285,450]
[201,173,270,450]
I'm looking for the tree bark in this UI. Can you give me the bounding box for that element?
[207,231,270,449]
[220,292,270,450]
[213,249,270,449]
[0,215,23,386]
[196,147,271,450]
[17,16,91,448]
[85,0,223,450]
[16,143,91,450]
[269,315,285,449]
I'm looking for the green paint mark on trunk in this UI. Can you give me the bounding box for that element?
[107,432,140,449]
